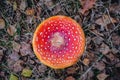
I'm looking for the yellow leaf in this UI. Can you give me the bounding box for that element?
[9,74,18,80]
[21,68,32,77]
[13,1,17,10]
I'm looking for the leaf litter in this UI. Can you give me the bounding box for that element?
[0,0,120,80]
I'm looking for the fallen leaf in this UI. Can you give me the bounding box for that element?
[20,42,34,57]
[21,68,32,77]
[25,8,34,16]
[44,77,55,80]
[95,15,117,27]
[12,41,21,52]
[13,60,23,72]
[38,64,47,73]
[67,67,78,74]
[93,36,103,45]
[9,51,20,61]
[65,76,75,80]
[20,0,26,10]
[106,53,115,61]
[80,0,96,14]
[115,62,120,67]
[97,73,109,80]
[111,33,120,47]
[13,1,17,10]
[7,25,17,36]
[83,58,90,66]
[99,43,110,55]
[109,4,120,14]
[94,61,105,71]
[0,50,3,61]
[0,18,5,29]
[0,71,5,77]
[9,74,18,80]
[45,0,53,7]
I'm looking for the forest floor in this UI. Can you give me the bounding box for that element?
[0,0,120,80]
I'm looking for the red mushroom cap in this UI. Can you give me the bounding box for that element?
[32,15,85,69]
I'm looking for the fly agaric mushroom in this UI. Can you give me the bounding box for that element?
[32,15,85,69]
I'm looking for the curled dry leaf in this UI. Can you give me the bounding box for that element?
[7,25,17,36]
[20,0,26,11]
[65,76,75,80]
[12,41,21,52]
[38,64,47,73]
[25,8,34,16]
[97,73,109,80]
[67,66,78,74]
[93,36,103,45]
[95,15,117,27]
[111,33,120,47]
[20,42,34,57]
[45,0,53,7]
[9,51,20,61]
[44,77,55,80]
[106,53,115,61]
[0,50,3,61]
[13,60,23,72]
[21,68,32,77]
[94,61,105,71]
[0,18,5,29]
[83,58,90,66]
[99,43,110,55]
[80,0,96,14]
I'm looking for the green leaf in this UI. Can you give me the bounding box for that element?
[9,74,18,80]
[21,68,32,77]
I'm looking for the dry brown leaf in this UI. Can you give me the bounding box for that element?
[12,41,21,52]
[109,4,120,14]
[0,50,3,61]
[20,42,34,57]
[115,62,120,67]
[65,76,75,80]
[9,51,20,61]
[67,67,78,74]
[20,0,26,10]
[45,0,53,7]
[94,61,105,71]
[111,33,120,46]
[95,15,117,27]
[44,77,55,80]
[93,36,103,45]
[25,8,34,16]
[38,64,47,73]
[100,43,110,55]
[83,58,90,66]
[106,53,115,61]
[80,0,96,14]
[97,73,109,80]
[0,18,5,29]
[7,25,16,36]
[13,60,23,72]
